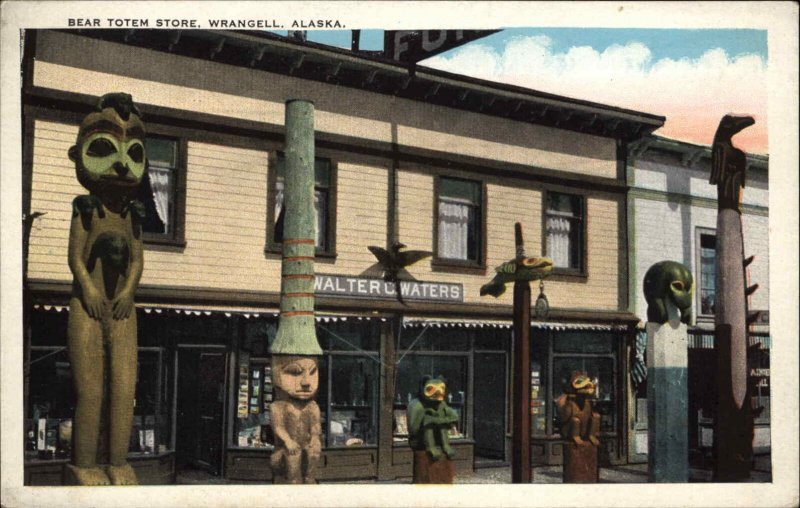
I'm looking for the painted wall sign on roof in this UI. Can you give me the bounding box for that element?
[384,30,501,63]
[315,274,463,302]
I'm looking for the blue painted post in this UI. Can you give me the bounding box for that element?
[646,301,689,482]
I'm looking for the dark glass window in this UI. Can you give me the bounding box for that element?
[399,326,470,352]
[26,347,170,459]
[271,153,333,252]
[552,331,614,354]
[699,234,717,315]
[545,192,584,271]
[437,177,482,263]
[138,137,178,238]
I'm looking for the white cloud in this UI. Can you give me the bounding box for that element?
[424,36,768,152]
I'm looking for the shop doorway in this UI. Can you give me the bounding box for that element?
[174,346,227,476]
[472,352,507,462]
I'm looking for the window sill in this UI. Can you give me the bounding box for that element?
[264,246,337,260]
[143,235,186,252]
[431,258,485,275]
[546,269,588,282]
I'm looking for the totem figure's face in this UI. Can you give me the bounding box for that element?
[669,270,694,311]
[273,356,319,400]
[421,377,447,402]
[69,104,147,195]
[569,371,596,396]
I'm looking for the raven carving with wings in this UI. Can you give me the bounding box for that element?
[367,242,432,305]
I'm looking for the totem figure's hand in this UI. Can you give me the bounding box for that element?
[112,291,135,320]
[82,285,106,319]
[284,440,301,456]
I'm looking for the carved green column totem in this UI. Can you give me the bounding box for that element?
[269,100,323,484]
[643,260,694,482]
[65,93,146,486]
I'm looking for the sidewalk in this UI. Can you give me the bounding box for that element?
[176,459,771,484]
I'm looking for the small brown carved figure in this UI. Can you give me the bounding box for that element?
[65,93,146,486]
[269,355,322,484]
[556,371,600,447]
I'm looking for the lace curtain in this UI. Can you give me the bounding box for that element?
[438,200,471,260]
[546,214,572,268]
[148,165,172,234]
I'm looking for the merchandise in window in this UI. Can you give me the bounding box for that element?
[26,346,170,459]
[437,177,482,263]
[270,153,333,253]
[545,192,584,272]
[137,137,179,239]
[233,318,379,450]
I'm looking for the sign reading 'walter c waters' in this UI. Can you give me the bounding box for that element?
[314,274,464,303]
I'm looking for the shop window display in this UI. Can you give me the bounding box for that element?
[26,345,170,460]
[234,319,379,450]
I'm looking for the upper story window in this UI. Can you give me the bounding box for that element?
[136,136,185,246]
[544,192,585,273]
[436,177,482,265]
[268,153,335,256]
[698,233,717,316]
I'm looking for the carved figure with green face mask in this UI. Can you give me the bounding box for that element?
[65,93,146,486]
[407,375,460,483]
[643,260,694,325]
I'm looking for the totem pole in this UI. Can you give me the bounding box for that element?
[556,371,601,483]
[710,114,762,481]
[480,223,553,483]
[65,93,147,485]
[643,260,694,482]
[269,100,324,484]
[406,376,460,483]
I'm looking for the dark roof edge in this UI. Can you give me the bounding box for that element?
[50,29,664,140]
[632,134,769,169]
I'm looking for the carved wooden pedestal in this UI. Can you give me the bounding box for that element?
[412,451,454,484]
[562,443,599,483]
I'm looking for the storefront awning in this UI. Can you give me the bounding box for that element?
[401,317,627,331]
[32,304,386,322]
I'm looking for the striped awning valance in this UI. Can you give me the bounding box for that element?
[32,304,386,322]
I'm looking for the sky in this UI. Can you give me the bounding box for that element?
[276,27,769,153]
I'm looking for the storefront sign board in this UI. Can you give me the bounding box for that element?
[315,274,464,302]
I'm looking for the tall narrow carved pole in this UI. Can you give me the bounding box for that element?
[511,223,532,483]
[710,114,759,481]
[480,223,552,483]
[269,100,323,484]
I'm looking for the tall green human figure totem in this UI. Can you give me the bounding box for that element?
[269,100,324,484]
[65,93,146,486]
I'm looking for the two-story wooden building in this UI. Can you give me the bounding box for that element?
[22,29,664,484]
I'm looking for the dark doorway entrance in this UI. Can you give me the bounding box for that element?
[472,352,507,461]
[175,347,227,475]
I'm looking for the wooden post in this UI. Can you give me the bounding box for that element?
[511,223,532,483]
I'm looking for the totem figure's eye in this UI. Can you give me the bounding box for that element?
[309,367,317,376]
[86,138,117,157]
[284,364,304,376]
[425,385,437,395]
[127,143,144,163]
